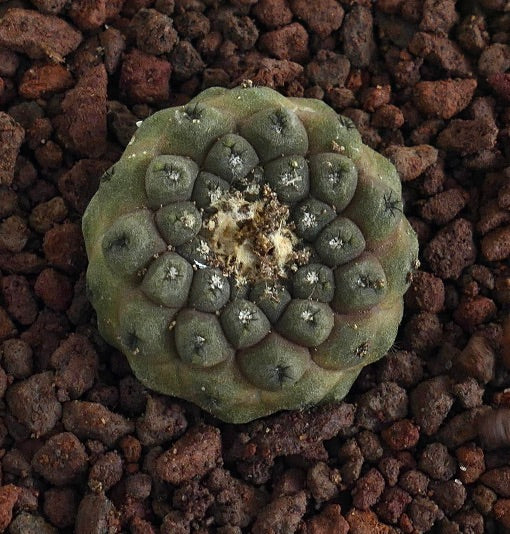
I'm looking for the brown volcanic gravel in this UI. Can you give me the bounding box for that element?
[0,1,509,532]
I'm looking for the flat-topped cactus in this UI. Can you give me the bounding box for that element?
[83,85,418,423]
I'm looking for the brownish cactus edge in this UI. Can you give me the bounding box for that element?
[82,85,419,423]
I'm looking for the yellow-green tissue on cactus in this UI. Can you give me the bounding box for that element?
[82,85,419,423]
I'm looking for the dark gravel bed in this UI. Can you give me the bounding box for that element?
[0,0,509,532]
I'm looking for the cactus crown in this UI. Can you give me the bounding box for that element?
[83,86,418,423]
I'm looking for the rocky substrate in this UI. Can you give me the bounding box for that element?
[0,0,509,532]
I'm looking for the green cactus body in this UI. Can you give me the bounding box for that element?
[83,85,418,423]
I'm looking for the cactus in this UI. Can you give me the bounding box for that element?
[83,85,418,423]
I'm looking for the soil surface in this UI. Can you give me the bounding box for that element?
[0,0,509,533]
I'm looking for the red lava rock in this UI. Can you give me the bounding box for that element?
[305,50,350,89]
[375,486,412,524]
[341,5,375,68]
[131,517,156,534]
[419,0,458,34]
[118,375,147,416]
[1,275,38,326]
[377,350,423,389]
[74,493,120,534]
[227,403,354,484]
[430,479,467,516]
[457,14,488,54]
[408,495,440,532]
[0,485,21,532]
[118,435,142,464]
[62,400,135,447]
[399,469,429,498]
[0,112,24,186]
[405,271,445,313]
[480,467,510,498]
[271,468,305,499]
[410,376,454,436]
[99,27,126,75]
[472,484,496,516]
[20,308,68,369]
[252,0,293,28]
[156,425,222,484]
[18,64,74,100]
[494,499,510,528]
[384,144,438,181]
[376,0,405,14]
[478,198,510,236]
[413,78,477,120]
[408,32,472,77]
[0,8,82,61]
[120,48,171,104]
[325,87,356,110]
[403,311,443,355]
[54,63,107,158]
[481,225,510,262]
[29,197,68,234]
[68,0,107,31]
[206,467,266,527]
[420,188,469,226]
[43,222,87,274]
[159,511,189,534]
[252,491,307,534]
[58,159,110,215]
[136,395,187,447]
[452,377,484,409]
[346,508,395,533]
[258,22,309,63]
[360,85,391,112]
[49,333,98,401]
[338,439,365,485]
[478,43,510,76]
[174,11,211,41]
[34,139,63,170]
[306,462,341,502]
[131,8,178,55]
[382,420,420,451]
[171,479,213,523]
[410,119,444,146]
[437,118,498,155]
[352,468,386,510]
[32,432,88,485]
[300,503,349,534]
[453,297,497,332]
[423,218,476,280]
[487,72,510,102]
[456,444,485,484]
[43,487,78,529]
[34,268,73,313]
[289,0,344,38]
[498,177,510,211]
[356,383,408,432]
[244,58,303,90]
[30,0,67,14]
[357,431,383,463]
[0,48,19,77]
[0,338,33,379]
[215,11,258,52]
[169,40,205,81]
[5,371,62,437]
[26,117,53,150]
[371,104,405,129]
[88,451,123,492]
